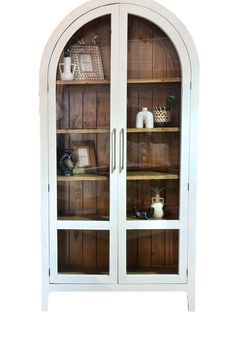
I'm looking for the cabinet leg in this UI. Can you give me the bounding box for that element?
[187,291,195,312]
[42,290,49,311]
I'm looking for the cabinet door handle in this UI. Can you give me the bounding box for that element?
[111,128,116,173]
[119,128,124,173]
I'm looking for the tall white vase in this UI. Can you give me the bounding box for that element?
[59,57,75,80]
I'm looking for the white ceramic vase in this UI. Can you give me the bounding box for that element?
[136,107,154,128]
[59,57,76,80]
[151,195,164,219]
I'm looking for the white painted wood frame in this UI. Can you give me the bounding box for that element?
[47,5,120,284]
[40,0,199,311]
[118,4,191,285]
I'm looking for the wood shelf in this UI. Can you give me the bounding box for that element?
[58,214,109,221]
[58,172,178,181]
[56,79,110,85]
[127,127,180,133]
[56,77,181,85]
[127,209,178,221]
[127,215,164,220]
[127,171,178,180]
[57,128,110,134]
[57,128,179,134]
[58,268,109,274]
[57,174,109,181]
[127,78,181,84]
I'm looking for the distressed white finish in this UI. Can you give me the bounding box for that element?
[40,0,199,311]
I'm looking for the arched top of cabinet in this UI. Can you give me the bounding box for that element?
[40,0,199,81]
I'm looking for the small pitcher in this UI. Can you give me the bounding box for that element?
[151,195,164,219]
[59,57,76,80]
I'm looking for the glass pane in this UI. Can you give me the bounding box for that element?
[58,230,109,274]
[56,15,111,220]
[127,15,181,221]
[127,229,179,274]
[57,133,110,220]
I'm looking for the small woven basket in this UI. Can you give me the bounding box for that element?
[153,107,171,125]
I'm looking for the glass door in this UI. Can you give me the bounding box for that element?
[119,8,189,283]
[49,6,119,283]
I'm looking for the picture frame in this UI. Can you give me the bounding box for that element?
[71,141,97,172]
[69,45,104,80]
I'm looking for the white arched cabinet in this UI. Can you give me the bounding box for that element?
[40,0,199,311]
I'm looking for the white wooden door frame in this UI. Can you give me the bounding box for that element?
[47,4,120,284]
[118,3,192,284]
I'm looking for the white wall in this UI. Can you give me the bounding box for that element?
[0,0,235,349]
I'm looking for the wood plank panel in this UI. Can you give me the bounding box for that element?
[139,180,152,211]
[127,230,138,269]
[96,87,110,128]
[96,134,110,173]
[138,88,153,115]
[165,84,181,127]
[138,19,153,79]
[126,179,138,216]
[127,87,139,128]
[83,230,97,268]
[138,230,152,267]
[57,230,70,272]
[151,230,166,267]
[127,230,179,273]
[139,139,151,182]
[56,85,64,128]
[153,85,166,109]
[83,87,96,128]
[57,182,70,216]
[82,181,97,215]
[128,15,181,80]
[96,230,109,269]
[163,133,179,172]
[69,86,83,128]
[153,32,167,79]
[68,230,83,269]
[69,182,83,216]
[127,134,139,170]
[166,41,181,78]
[165,230,178,268]
[171,230,179,267]
[81,19,96,46]
[57,85,69,129]
[96,181,109,217]
[128,15,140,79]
[96,87,110,175]
[96,16,111,80]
